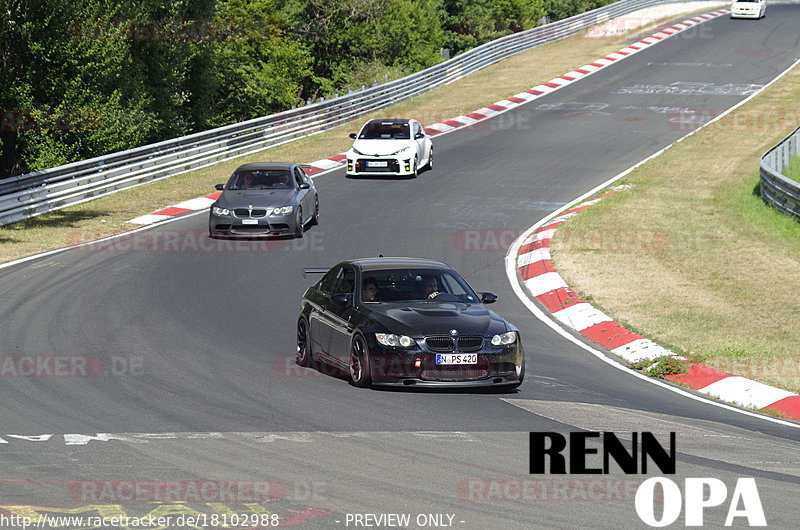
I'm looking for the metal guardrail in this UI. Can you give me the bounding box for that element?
[760,126,800,220]
[0,0,707,227]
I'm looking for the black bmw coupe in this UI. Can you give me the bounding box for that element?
[297,257,525,388]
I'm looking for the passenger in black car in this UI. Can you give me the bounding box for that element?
[362,277,379,302]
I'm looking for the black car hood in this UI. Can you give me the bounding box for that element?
[216,189,295,208]
[366,302,508,337]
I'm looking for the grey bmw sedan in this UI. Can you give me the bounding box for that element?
[209,162,319,239]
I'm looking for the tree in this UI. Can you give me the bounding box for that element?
[441,0,545,56]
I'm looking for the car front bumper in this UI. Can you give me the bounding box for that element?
[365,338,524,387]
[209,212,296,238]
[346,156,416,176]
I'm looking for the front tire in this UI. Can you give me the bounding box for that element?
[411,157,418,179]
[294,207,304,238]
[311,197,320,226]
[425,147,434,170]
[349,334,372,387]
[297,318,312,367]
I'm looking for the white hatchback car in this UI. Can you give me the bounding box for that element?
[730,0,766,19]
[345,118,433,178]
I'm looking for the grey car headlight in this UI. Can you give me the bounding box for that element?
[491,331,517,346]
[267,206,294,215]
[212,206,230,216]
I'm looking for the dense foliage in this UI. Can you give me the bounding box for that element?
[0,0,617,177]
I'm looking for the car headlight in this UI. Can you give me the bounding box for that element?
[351,147,365,156]
[491,331,517,346]
[376,333,416,348]
[212,206,230,216]
[267,206,294,215]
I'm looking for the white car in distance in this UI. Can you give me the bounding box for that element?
[346,118,433,178]
[730,0,766,19]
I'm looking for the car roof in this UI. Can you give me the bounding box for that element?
[341,257,453,272]
[234,162,296,171]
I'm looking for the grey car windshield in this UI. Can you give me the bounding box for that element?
[358,121,410,140]
[227,169,292,190]
[361,269,479,303]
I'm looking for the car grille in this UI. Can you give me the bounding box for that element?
[234,208,267,218]
[356,159,400,173]
[425,336,454,352]
[457,336,484,352]
[425,335,484,352]
[422,358,490,381]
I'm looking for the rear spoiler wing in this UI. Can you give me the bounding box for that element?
[303,267,329,278]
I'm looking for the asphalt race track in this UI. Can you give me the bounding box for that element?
[2,7,800,529]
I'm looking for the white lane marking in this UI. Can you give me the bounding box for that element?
[0,431,481,446]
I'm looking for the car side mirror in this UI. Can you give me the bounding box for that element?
[415,132,425,139]
[479,292,497,304]
[299,182,310,189]
[331,293,352,306]
[349,133,357,139]
[214,184,224,191]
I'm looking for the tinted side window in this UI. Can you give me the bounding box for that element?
[318,266,342,295]
[294,168,305,187]
[338,267,355,295]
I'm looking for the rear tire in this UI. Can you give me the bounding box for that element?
[349,334,372,388]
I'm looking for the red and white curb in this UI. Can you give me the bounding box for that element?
[127,8,730,225]
[514,186,800,421]
[128,193,221,225]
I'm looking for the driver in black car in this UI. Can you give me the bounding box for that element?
[362,277,379,302]
[419,275,439,299]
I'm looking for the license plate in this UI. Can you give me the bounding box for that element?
[436,354,477,365]
[241,219,258,225]
[366,161,388,167]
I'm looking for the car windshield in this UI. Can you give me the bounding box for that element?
[227,169,293,190]
[361,268,479,303]
[358,121,410,140]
